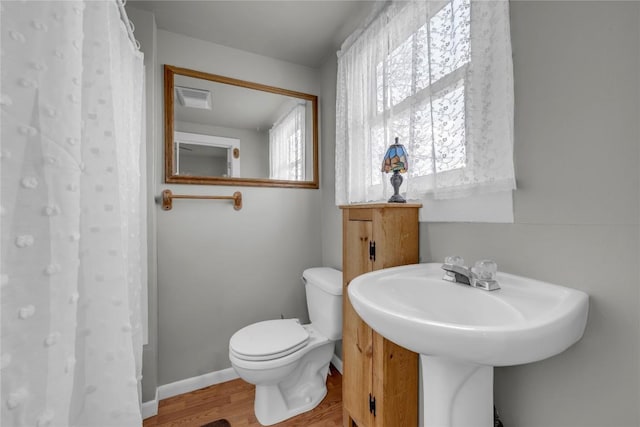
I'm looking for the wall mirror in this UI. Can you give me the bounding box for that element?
[164,65,318,188]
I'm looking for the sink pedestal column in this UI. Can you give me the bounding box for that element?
[421,355,493,427]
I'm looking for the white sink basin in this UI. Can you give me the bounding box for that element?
[348,263,589,427]
[348,263,589,366]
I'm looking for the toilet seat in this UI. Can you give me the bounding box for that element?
[230,319,309,362]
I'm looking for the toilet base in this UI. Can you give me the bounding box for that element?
[252,343,334,425]
[254,363,329,425]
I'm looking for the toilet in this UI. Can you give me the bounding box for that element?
[229,267,342,426]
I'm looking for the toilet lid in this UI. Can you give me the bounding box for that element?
[230,319,309,362]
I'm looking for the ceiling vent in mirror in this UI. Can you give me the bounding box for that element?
[175,86,212,110]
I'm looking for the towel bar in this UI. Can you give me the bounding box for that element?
[160,189,242,211]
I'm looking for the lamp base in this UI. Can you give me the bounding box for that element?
[388,171,406,203]
[388,194,407,203]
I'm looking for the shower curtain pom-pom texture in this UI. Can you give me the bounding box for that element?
[1,1,145,425]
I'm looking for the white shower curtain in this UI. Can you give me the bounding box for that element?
[1,1,145,426]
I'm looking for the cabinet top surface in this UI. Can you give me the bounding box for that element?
[339,202,423,209]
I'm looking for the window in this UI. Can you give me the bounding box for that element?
[336,0,515,220]
[269,103,306,180]
[370,0,470,190]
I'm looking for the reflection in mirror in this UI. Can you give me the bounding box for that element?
[174,131,240,177]
[165,65,318,188]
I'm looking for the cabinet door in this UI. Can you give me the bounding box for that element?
[343,218,374,284]
[371,207,420,427]
[343,219,374,427]
[371,207,420,270]
[372,332,419,427]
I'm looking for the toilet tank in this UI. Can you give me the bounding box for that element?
[302,267,342,341]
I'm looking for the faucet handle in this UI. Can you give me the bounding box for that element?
[444,255,465,267]
[472,260,498,281]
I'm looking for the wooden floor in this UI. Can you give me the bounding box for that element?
[143,365,343,427]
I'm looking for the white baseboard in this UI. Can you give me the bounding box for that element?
[141,395,158,420]
[331,354,343,374]
[158,367,239,400]
[141,367,239,419]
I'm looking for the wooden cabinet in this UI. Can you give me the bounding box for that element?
[340,204,421,427]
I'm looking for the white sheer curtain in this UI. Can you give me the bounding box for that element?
[335,0,515,205]
[269,103,306,180]
[1,1,145,426]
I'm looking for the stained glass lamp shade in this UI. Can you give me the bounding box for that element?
[381,137,408,203]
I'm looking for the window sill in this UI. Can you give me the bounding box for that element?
[417,190,514,223]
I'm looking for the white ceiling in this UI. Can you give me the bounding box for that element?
[127,0,376,68]
[174,74,304,130]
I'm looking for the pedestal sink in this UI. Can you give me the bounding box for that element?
[348,263,589,427]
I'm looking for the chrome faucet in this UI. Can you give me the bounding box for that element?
[441,256,501,291]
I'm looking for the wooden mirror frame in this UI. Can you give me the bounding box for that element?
[164,65,319,188]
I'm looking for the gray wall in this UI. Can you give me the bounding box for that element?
[486,3,639,426]
[154,30,323,385]
[319,2,640,426]
[177,152,227,177]
[319,53,344,359]
[319,55,342,271]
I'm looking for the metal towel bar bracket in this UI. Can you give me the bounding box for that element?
[160,189,242,211]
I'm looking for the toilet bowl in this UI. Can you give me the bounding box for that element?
[229,267,342,426]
